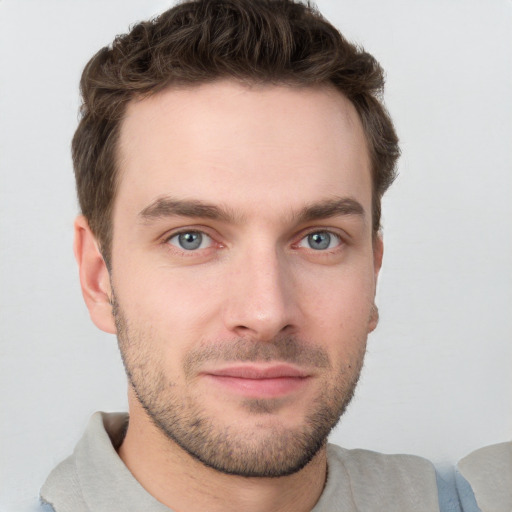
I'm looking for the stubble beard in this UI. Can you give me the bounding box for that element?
[113,297,366,478]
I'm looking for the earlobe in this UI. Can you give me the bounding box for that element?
[368,304,379,333]
[73,216,117,334]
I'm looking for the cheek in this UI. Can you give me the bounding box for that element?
[300,263,376,321]
[113,262,226,337]
[297,263,375,356]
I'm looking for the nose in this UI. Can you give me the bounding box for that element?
[222,245,299,342]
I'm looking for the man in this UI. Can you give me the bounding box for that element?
[40,0,455,510]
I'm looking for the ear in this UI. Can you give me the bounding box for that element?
[73,216,117,334]
[368,233,384,333]
[372,233,384,282]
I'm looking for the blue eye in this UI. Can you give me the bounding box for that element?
[168,231,212,251]
[299,231,341,250]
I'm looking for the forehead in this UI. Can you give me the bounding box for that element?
[115,80,372,223]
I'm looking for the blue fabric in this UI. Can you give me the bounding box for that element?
[39,499,55,511]
[435,468,462,512]
[454,470,482,512]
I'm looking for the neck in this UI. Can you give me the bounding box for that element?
[118,397,327,512]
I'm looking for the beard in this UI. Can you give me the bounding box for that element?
[113,295,366,478]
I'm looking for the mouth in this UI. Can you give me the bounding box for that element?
[202,364,311,398]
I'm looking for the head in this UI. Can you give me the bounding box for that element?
[73,0,398,267]
[74,0,399,478]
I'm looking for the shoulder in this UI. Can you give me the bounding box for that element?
[323,444,441,511]
[458,441,512,476]
[457,441,512,511]
[40,454,87,512]
[327,443,437,484]
[39,412,127,512]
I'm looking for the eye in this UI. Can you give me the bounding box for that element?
[167,231,213,251]
[298,231,342,251]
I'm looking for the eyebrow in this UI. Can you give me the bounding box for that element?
[138,195,365,224]
[138,197,237,222]
[295,197,365,224]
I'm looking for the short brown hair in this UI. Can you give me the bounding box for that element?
[73,0,399,264]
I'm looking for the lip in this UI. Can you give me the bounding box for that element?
[202,364,311,398]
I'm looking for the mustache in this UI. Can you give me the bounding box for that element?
[183,336,331,376]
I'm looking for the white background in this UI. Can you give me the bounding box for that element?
[1,1,511,510]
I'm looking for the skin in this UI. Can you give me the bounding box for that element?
[75,80,383,512]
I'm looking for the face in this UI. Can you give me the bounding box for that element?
[107,81,381,477]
